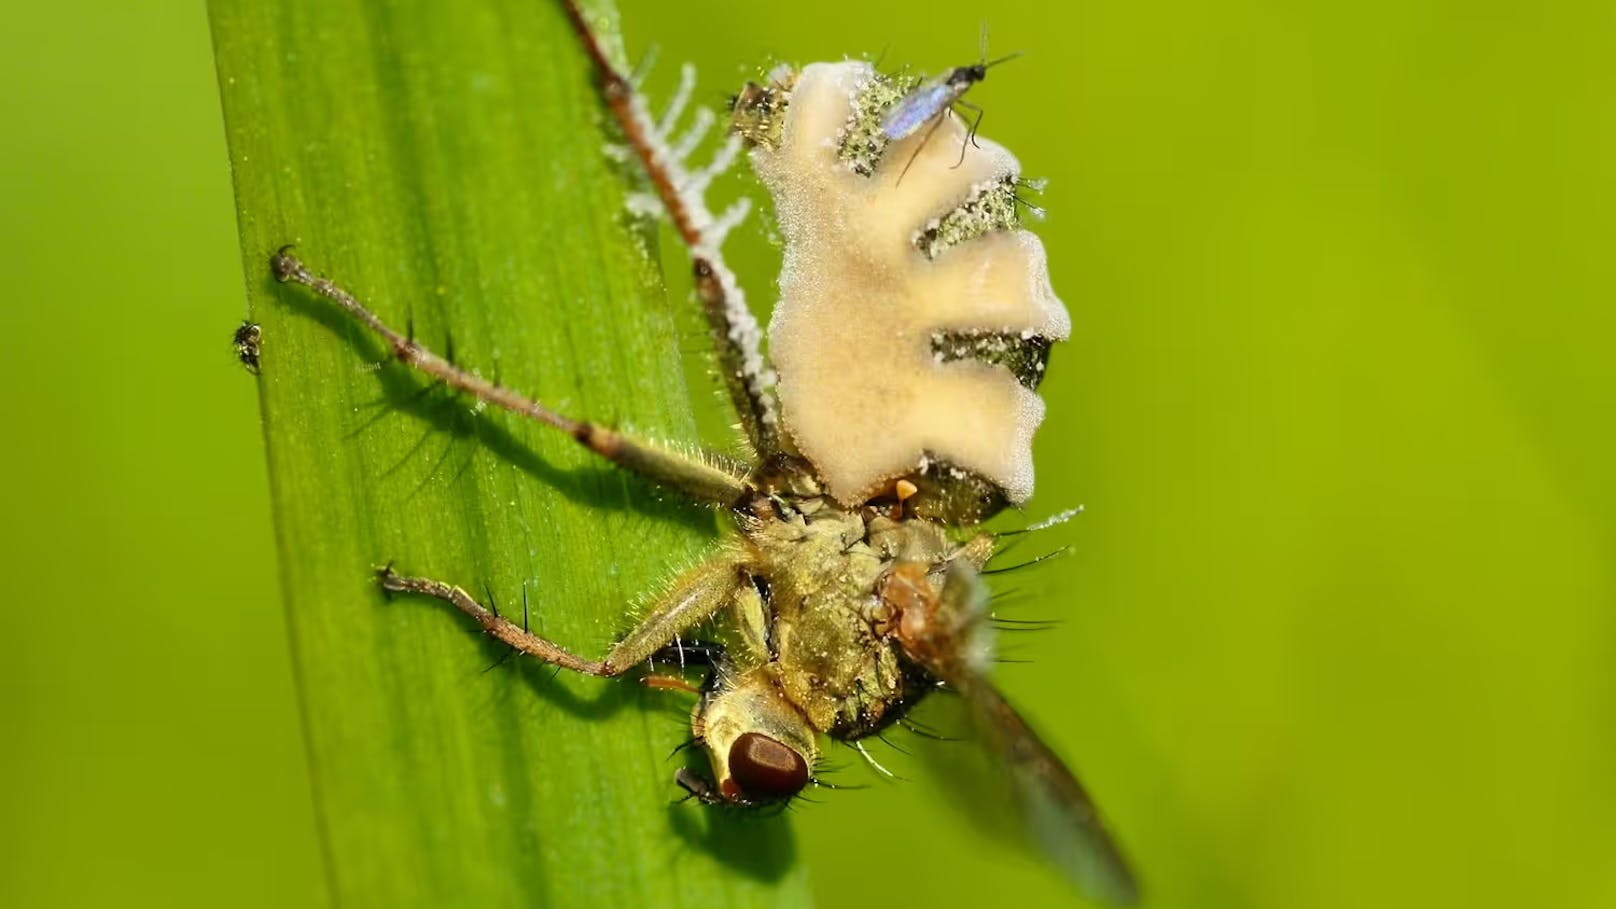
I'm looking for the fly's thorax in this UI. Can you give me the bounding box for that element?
[947,64,986,88]
[694,671,819,805]
[743,507,958,736]
[741,491,873,568]
[863,511,956,562]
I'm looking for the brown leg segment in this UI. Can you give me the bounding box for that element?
[377,555,743,677]
[557,0,781,456]
[272,247,749,506]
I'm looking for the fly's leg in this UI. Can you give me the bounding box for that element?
[692,257,778,456]
[375,555,743,677]
[557,0,780,456]
[895,110,949,185]
[952,100,985,168]
[272,247,748,506]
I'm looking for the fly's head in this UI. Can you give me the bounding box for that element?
[948,63,987,88]
[680,673,820,807]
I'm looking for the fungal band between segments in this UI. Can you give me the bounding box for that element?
[837,70,921,176]
[914,175,1020,259]
[931,330,1052,390]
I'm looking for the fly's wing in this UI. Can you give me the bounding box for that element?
[907,562,1140,905]
[881,82,954,140]
[953,674,1140,905]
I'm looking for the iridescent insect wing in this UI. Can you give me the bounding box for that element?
[954,675,1141,905]
[880,80,958,140]
[906,564,1140,905]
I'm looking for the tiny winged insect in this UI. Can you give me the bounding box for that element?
[271,1,1137,903]
[880,34,1020,181]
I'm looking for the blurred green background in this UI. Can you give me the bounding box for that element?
[3,1,1611,906]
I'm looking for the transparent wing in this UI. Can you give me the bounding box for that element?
[881,82,954,140]
[953,674,1140,906]
[898,561,1140,905]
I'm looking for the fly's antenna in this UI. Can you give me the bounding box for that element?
[975,22,1022,74]
[983,51,1023,71]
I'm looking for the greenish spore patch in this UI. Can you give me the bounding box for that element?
[905,454,1010,525]
[838,70,919,176]
[914,175,1020,259]
[932,330,1053,390]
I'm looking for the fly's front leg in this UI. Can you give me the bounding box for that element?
[271,247,748,505]
[376,555,743,677]
[595,557,745,673]
[558,0,781,457]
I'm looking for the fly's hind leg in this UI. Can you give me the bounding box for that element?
[376,555,743,677]
[272,247,749,506]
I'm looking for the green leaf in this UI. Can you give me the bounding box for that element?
[208,1,809,904]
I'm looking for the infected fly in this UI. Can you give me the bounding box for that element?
[271,1,1136,904]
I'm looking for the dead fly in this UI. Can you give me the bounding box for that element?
[271,1,1136,904]
[233,320,261,373]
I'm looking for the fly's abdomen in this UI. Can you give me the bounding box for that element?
[741,62,1068,524]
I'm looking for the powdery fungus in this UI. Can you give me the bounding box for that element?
[749,62,1069,508]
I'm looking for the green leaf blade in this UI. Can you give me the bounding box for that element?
[209,1,808,905]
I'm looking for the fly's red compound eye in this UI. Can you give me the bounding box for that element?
[727,732,809,801]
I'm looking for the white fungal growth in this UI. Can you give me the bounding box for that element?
[751,62,1070,505]
[619,62,779,429]
[1026,506,1084,532]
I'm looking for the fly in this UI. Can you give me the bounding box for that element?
[270,1,1138,904]
[881,37,1020,182]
